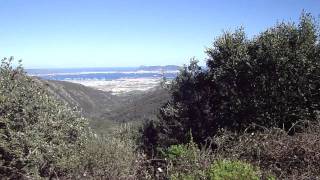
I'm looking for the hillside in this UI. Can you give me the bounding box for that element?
[37,78,119,119]
[36,78,170,131]
[105,87,170,123]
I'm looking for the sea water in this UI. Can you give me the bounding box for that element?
[26,67,178,94]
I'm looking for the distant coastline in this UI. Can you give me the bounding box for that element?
[27,65,179,94]
[26,65,180,81]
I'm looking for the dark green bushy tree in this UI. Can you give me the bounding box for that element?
[140,60,213,153]
[141,13,320,154]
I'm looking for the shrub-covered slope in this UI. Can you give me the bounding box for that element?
[0,58,89,178]
[37,78,120,120]
[39,79,169,131]
[0,58,147,179]
[104,87,170,123]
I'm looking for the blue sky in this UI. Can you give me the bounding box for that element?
[1,0,319,68]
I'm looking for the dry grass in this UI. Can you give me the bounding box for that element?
[213,120,320,179]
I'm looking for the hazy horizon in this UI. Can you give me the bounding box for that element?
[25,64,181,70]
[1,0,320,68]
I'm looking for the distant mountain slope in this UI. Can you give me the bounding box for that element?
[36,78,170,131]
[105,87,170,123]
[37,79,119,119]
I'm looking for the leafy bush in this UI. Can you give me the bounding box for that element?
[164,144,190,161]
[140,12,320,153]
[207,160,260,180]
[163,138,213,180]
[0,57,89,178]
[169,155,261,180]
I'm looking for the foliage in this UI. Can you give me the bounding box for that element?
[164,144,190,161]
[165,143,261,180]
[170,171,205,180]
[165,139,201,164]
[140,12,320,153]
[0,57,89,178]
[207,160,260,180]
[213,123,320,179]
[170,159,262,180]
[70,124,152,179]
[164,138,213,180]
[0,57,151,179]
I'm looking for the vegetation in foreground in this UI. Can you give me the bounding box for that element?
[1,12,319,179]
[0,57,145,179]
[140,12,320,179]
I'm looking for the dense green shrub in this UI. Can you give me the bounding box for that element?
[171,159,262,180]
[141,12,320,153]
[164,144,191,161]
[166,143,261,180]
[164,138,213,180]
[164,138,203,165]
[0,57,90,178]
[207,160,260,180]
